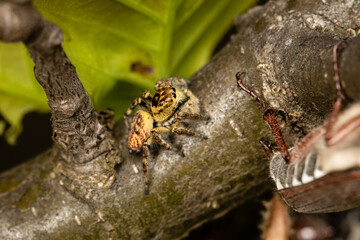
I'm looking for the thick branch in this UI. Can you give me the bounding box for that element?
[0,0,359,239]
[0,1,121,192]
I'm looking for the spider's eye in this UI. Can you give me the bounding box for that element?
[160,102,163,106]
[172,87,176,92]
[172,93,176,98]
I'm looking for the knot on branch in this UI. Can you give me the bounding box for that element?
[53,107,121,198]
[54,141,120,199]
[26,21,63,55]
[28,29,121,194]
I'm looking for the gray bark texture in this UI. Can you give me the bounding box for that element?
[0,0,359,239]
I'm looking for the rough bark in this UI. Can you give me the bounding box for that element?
[0,0,359,239]
[1,0,121,199]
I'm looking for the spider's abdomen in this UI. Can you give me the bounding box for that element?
[128,110,153,154]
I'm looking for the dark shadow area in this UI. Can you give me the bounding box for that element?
[0,112,52,173]
[185,196,267,240]
[212,25,237,56]
[95,81,144,120]
[185,196,360,240]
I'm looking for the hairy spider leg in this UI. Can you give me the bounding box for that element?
[171,121,195,136]
[151,127,178,152]
[236,72,291,163]
[123,91,153,126]
[142,126,186,194]
[175,112,209,120]
[170,121,207,140]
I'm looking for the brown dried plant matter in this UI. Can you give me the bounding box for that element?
[260,195,290,240]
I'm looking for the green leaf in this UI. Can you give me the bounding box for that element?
[0,0,256,143]
[0,42,48,144]
[33,0,255,109]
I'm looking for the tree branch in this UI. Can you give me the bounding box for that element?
[0,0,359,239]
[0,0,121,195]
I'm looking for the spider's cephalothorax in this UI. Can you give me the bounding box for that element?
[124,77,208,194]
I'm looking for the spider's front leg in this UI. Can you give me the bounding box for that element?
[123,91,152,127]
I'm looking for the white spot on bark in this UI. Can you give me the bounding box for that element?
[31,207,38,217]
[74,215,81,225]
[97,211,105,222]
[229,119,243,137]
[285,39,293,46]
[132,164,139,174]
[347,28,357,37]
[212,201,220,209]
[256,63,269,73]
[304,14,334,31]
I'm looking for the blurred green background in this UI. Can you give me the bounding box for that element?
[0,0,256,144]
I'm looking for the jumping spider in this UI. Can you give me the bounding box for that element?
[124,77,208,194]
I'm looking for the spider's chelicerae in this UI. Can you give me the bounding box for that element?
[124,77,208,194]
